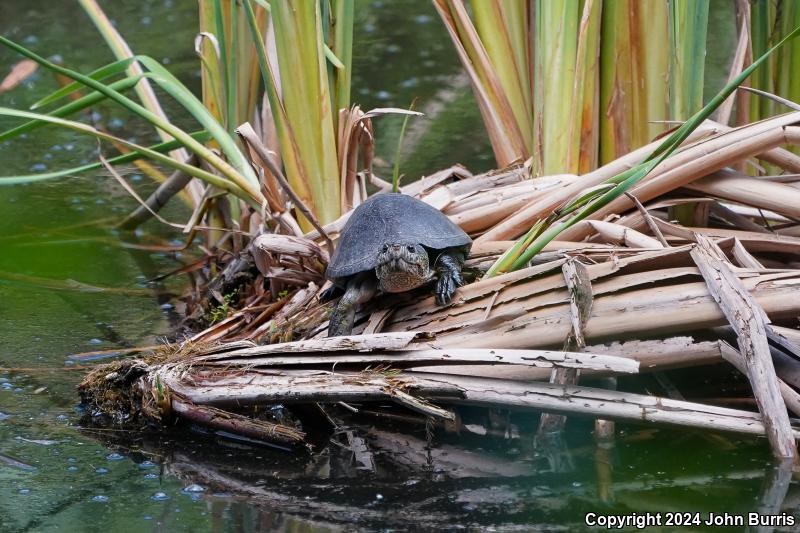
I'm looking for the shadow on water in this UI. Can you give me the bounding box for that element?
[0,0,798,531]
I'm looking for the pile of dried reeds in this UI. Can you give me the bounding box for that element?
[81,113,800,463]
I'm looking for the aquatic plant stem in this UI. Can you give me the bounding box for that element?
[486,22,800,277]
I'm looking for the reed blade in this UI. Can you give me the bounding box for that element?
[30,58,134,109]
[0,107,244,193]
[0,75,143,142]
[0,36,263,203]
[0,132,210,185]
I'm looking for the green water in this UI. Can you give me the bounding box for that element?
[0,1,795,531]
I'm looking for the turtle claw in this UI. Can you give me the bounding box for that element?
[434,252,466,306]
[435,276,453,305]
[435,269,464,305]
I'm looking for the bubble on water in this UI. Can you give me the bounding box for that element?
[2,383,14,390]
[66,466,79,472]
[30,163,47,172]
[138,460,157,469]
[375,90,392,101]
[64,143,75,151]
[0,412,9,421]
[92,495,109,503]
[151,492,170,501]
[181,484,205,494]
[23,35,39,45]
[106,452,125,461]
[88,338,104,346]
[51,144,63,151]
[108,118,125,130]
[141,16,152,25]
[144,473,159,480]
[415,14,432,24]
[130,174,143,182]
[95,467,109,474]
[375,493,384,500]
[67,457,77,463]
[18,488,31,495]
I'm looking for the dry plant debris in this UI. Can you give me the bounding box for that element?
[81,116,800,461]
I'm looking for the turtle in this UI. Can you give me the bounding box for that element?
[322,193,472,337]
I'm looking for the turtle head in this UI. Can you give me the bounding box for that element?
[375,243,432,293]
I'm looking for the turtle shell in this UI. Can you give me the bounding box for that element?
[326,193,472,282]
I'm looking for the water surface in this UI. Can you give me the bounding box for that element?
[0,1,794,531]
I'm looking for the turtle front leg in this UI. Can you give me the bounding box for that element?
[434,250,466,305]
[328,274,377,337]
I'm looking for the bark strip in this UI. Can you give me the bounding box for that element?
[690,234,798,462]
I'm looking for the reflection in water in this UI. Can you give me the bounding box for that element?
[79,421,792,532]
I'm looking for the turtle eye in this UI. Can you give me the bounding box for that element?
[406,245,416,253]
[381,244,389,253]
